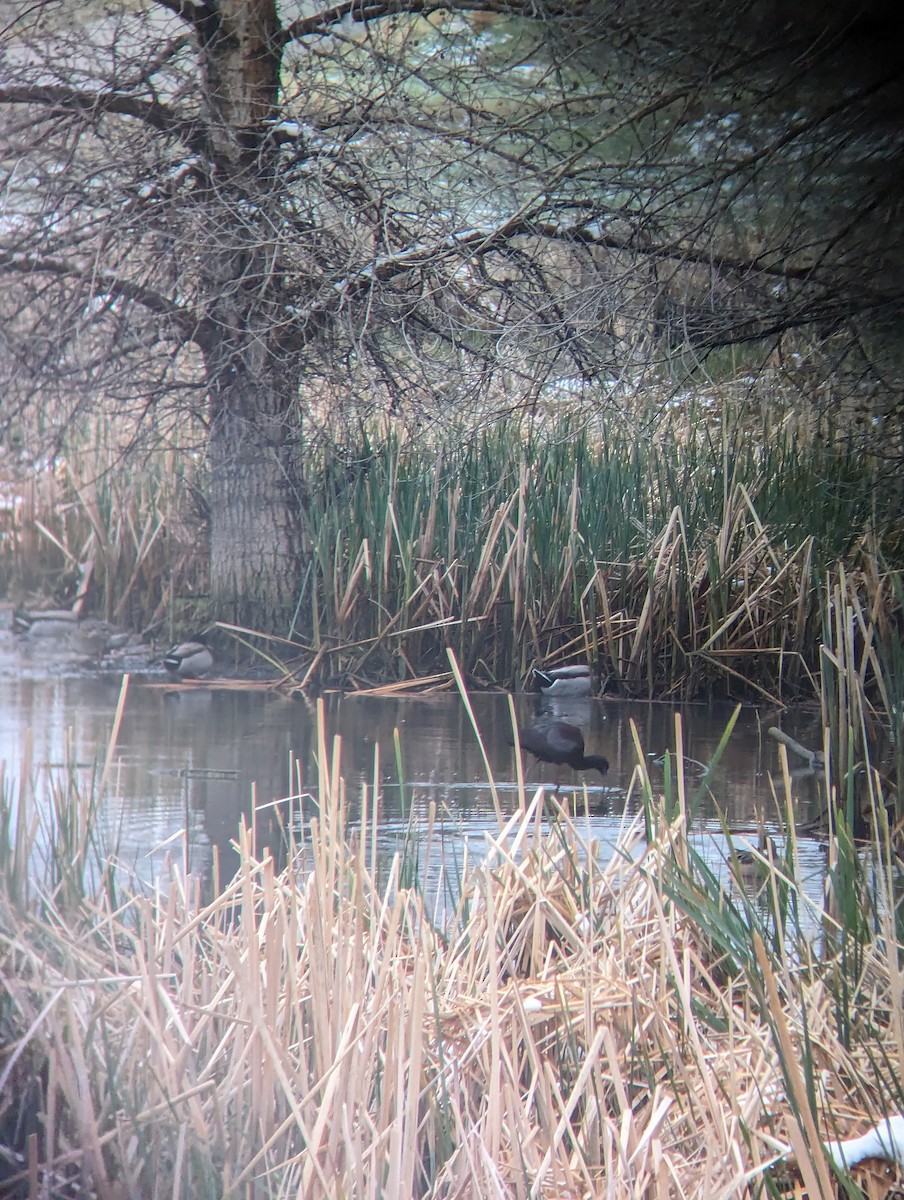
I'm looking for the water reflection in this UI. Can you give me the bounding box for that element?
[0,659,832,916]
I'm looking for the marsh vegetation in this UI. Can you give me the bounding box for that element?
[4,389,902,814]
[1,703,902,1199]
[2,0,903,1192]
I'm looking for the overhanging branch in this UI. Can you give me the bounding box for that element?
[0,84,207,153]
[282,0,589,41]
[0,248,204,345]
[292,200,896,336]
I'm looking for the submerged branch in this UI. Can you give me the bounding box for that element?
[768,726,825,768]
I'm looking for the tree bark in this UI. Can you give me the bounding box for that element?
[207,370,304,631]
[193,0,308,631]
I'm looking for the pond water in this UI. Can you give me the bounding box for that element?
[0,615,832,918]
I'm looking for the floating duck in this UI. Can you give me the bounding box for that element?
[512,718,609,791]
[12,607,80,637]
[163,635,214,679]
[731,830,780,896]
[531,664,594,698]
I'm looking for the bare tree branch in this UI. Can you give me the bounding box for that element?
[0,84,206,152]
[0,248,203,343]
[282,0,591,42]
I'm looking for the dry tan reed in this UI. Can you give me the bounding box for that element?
[1,422,207,633]
[2,740,903,1199]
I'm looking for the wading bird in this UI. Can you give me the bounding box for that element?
[512,718,609,791]
[163,635,214,679]
[531,664,594,698]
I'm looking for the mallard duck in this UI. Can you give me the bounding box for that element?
[12,606,80,637]
[531,664,594,698]
[734,850,765,894]
[511,718,609,789]
[731,830,779,895]
[163,635,214,678]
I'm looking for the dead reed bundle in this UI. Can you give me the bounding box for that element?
[0,420,207,632]
[2,736,903,1200]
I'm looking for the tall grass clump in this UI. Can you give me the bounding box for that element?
[818,559,904,830]
[5,402,901,705]
[2,703,904,1199]
[0,416,208,634]
[283,412,901,701]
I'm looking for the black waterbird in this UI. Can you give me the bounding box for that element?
[512,718,609,790]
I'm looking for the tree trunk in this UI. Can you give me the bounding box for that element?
[207,364,305,633]
[200,217,306,631]
[195,0,307,632]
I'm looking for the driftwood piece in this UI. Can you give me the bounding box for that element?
[768,726,825,768]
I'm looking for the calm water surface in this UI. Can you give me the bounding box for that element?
[0,624,832,916]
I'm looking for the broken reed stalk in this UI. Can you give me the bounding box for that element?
[1,708,903,1199]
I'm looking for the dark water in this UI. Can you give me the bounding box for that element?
[0,627,831,915]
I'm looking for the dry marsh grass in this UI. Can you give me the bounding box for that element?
[0,424,207,632]
[1,715,903,1199]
